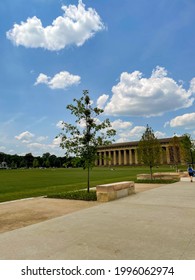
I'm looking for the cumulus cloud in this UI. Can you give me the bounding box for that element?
[97,94,109,109]
[111,119,133,130]
[6,0,105,51]
[27,142,46,149]
[103,66,195,117]
[56,120,64,129]
[35,71,81,89]
[15,131,35,143]
[36,136,48,142]
[49,136,62,149]
[116,126,146,142]
[15,132,63,156]
[154,131,166,139]
[169,113,195,129]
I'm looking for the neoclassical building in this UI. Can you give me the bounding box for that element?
[96,137,184,166]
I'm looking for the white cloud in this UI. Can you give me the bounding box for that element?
[97,94,109,109]
[21,135,63,156]
[104,66,195,117]
[115,125,166,142]
[154,131,166,139]
[35,73,49,85]
[116,126,146,142]
[189,78,195,93]
[48,136,63,150]
[15,131,35,143]
[169,112,195,129]
[28,142,46,149]
[111,119,133,130]
[56,120,64,129]
[51,136,62,146]
[35,71,81,89]
[6,1,105,51]
[36,136,48,142]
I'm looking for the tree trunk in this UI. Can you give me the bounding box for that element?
[87,164,90,192]
[150,165,153,180]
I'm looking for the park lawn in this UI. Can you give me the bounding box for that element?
[0,166,180,202]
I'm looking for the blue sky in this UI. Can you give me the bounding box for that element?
[0,0,195,156]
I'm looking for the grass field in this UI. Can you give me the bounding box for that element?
[0,166,182,202]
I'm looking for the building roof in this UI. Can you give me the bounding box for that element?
[98,137,183,150]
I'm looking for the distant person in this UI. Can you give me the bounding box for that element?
[187,165,194,182]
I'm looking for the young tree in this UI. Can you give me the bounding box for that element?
[138,125,161,179]
[181,134,195,168]
[169,135,182,171]
[58,90,116,192]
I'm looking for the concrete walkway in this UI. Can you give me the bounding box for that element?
[0,181,195,260]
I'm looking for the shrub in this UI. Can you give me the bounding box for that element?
[135,179,179,184]
[47,190,97,201]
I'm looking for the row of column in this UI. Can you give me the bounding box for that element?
[97,149,138,166]
[96,146,173,166]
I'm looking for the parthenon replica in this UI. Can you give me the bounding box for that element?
[96,137,184,166]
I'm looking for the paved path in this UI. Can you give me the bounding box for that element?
[0,181,195,260]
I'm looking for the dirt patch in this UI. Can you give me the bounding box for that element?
[0,184,164,233]
[0,198,99,233]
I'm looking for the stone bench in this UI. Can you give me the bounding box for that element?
[96,181,135,202]
[137,172,181,180]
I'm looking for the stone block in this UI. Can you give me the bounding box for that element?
[96,181,135,202]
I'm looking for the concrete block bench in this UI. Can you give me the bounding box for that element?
[137,172,181,180]
[96,181,135,202]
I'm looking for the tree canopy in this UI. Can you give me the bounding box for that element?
[138,125,161,179]
[181,134,195,167]
[58,90,116,191]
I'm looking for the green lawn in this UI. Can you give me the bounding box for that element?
[0,166,182,202]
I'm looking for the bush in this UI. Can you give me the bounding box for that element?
[135,179,179,184]
[47,190,97,201]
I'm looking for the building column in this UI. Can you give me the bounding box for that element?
[113,150,117,165]
[129,149,133,165]
[124,150,127,165]
[103,151,107,166]
[135,149,138,164]
[166,146,171,164]
[98,152,102,166]
[118,150,122,165]
[108,151,111,166]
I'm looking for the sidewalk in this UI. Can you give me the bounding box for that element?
[0,181,195,260]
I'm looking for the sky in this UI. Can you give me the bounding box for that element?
[0,0,195,156]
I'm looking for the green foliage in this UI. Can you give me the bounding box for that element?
[138,125,161,178]
[181,134,195,166]
[169,135,182,170]
[48,190,97,201]
[135,179,179,184]
[58,90,116,191]
[33,158,40,168]
[0,151,69,169]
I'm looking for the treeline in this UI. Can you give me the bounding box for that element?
[0,152,83,169]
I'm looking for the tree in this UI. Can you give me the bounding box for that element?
[42,153,51,168]
[169,135,182,171]
[24,153,34,168]
[33,158,40,168]
[138,125,161,179]
[181,134,195,168]
[58,90,116,192]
